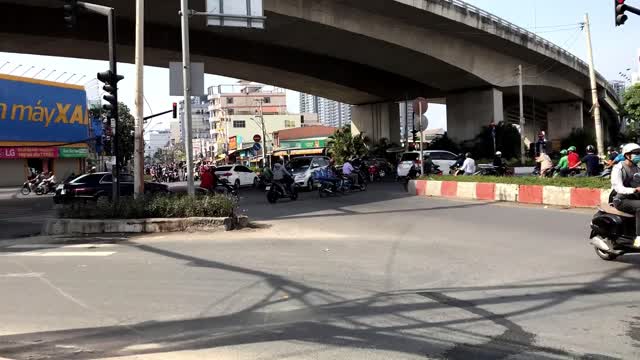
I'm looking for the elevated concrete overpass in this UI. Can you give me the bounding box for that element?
[0,0,620,145]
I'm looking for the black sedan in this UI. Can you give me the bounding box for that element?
[53,172,169,204]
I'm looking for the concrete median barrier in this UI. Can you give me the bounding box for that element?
[410,179,608,209]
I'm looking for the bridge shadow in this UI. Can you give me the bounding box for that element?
[1,241,637,359]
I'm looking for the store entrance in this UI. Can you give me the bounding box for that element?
[26,158,54,178]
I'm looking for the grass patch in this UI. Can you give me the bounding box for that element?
[57,194,237,219]
[418,175,610,189]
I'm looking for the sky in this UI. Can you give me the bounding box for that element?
[1,0,639,132]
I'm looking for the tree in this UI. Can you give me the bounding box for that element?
[90,102,135,166]
[466,122,521,160]
[622,83,640,124]
[327,126,368,164]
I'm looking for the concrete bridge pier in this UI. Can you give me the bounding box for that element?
[351,102,401,144]
[546,101,584,144]
[446,88,504,143]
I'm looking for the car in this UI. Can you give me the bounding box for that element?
[214,165,258,189]
[53,172,169,204]
[396,150,458,178]
[286,156,330,191]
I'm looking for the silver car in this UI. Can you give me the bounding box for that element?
[286,156,330,191]
[396,150,458,178]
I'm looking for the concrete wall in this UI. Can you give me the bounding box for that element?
[55,159,81,182]
[547,101,583,142]
[447,88,504,142]
[351,103,400,143]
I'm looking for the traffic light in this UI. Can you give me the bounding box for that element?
[63,0,78,29]
[172,102,177,118]
[97,70,124,115]
[616,0,629,26]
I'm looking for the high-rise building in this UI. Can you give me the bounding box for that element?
[299,93,351,128]
[399,101,415,141]
[144,130,171,157]
[178,95,210,143]
[611,80,626,100]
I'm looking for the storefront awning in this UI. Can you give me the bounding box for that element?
[273,148,325,156]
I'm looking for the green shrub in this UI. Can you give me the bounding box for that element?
[57,194,237,219]
[560,128,596,154]
[428,133,460,154]
[418,175,610,189]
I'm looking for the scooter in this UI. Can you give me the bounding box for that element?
[214,178,239,202]
[266,180,298,203]
[589,187,640,261]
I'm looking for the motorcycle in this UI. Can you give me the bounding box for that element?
[590,203,640,261]
[21,178,38,195]
[35,180,56,195]
[213,178,240,202]
[368,164,386,182]
[266,179,298,203]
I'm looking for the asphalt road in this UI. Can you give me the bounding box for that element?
[0,190,54,240]
[0,182,639,359]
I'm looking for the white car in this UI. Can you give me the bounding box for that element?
[396,150,458,177]
[214,165,258,188]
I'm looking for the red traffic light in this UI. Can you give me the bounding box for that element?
[172,102,177,119]
[616,0,628,26]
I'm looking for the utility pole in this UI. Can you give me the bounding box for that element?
[133,0,145,198]
[518,64,526,164]
[180,0,195,195]
[584,13,605,158]
[255,98,268,168]
[418,102,424,176]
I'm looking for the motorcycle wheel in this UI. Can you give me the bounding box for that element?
[594,247,618,261]
[360,182,367,191]
[21,186,31,195]
[35,188,44,195]
[267,190,278,204]
[290,190,298,201]
[379,170,386,178]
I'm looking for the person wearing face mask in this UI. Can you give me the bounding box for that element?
[611,143,640,248]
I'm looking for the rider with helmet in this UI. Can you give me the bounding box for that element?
[611,143,640,248]
[567,146,580,169]
[557,149,570,177]
[493,151,506,176]
[573,145,601,176]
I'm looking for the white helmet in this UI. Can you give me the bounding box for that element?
[495,151,502,156]
[622,143,640,156]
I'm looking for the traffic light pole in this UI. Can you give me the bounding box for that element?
[77,2,120,202]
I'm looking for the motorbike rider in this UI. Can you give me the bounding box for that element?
[572,145,601,177]
[342,159,359,186]
[536,152,553,177]
[42,171,56,193]
[567,146,580,170]
[493,151,506,176]
[272,160,293,194]
[611,143,640,248]
[557,150,570,177]
[461,152,476,176]
[423,153,434,175]
[605,146,619,170]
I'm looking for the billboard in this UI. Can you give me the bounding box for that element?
[0,74,90,143]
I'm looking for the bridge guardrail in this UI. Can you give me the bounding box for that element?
[439,0,618,100]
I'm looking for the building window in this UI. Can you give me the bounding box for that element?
[264,97,271,104]
[233,120,246,128]
[285,120,296,128]
[227,109,234,115]
[226,97,234,104]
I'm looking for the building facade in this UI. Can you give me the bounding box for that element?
[144,130,171,157]
[299,93,352,128]
[178,95,210,143]
[208,82,287,157]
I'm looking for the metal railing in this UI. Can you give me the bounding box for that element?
[435,0,618,99]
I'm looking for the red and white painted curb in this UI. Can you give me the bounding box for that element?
[409,180,606,208]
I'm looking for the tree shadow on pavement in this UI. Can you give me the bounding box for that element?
[1,241,638,360]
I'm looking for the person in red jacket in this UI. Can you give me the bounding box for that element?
[199,166,214,192]
[567,146,580,169]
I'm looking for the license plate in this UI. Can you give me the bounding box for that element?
[60,189,66,195]
[265,186,271,191]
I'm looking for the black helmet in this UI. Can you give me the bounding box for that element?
[465,152,472,157]
[586,145,595,153]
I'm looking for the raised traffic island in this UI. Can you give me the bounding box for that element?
[44,194,248,235]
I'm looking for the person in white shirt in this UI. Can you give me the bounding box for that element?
[342,160,358,185]
[272,161,293,193]
[611,143,640,248]
[461,153,476,176]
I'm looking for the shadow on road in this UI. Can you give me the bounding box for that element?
[1,239,637,360]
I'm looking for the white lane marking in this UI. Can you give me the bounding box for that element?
[0,272,44,278]
[7,244,116,249]
[1,251,115,257]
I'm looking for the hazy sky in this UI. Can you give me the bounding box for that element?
[1,0,638,131]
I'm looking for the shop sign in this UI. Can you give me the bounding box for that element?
[58,147,88,158]
[280,139,326,149]
[0,74,90,142]
[0,147,58,159]
[229,136,237,151]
